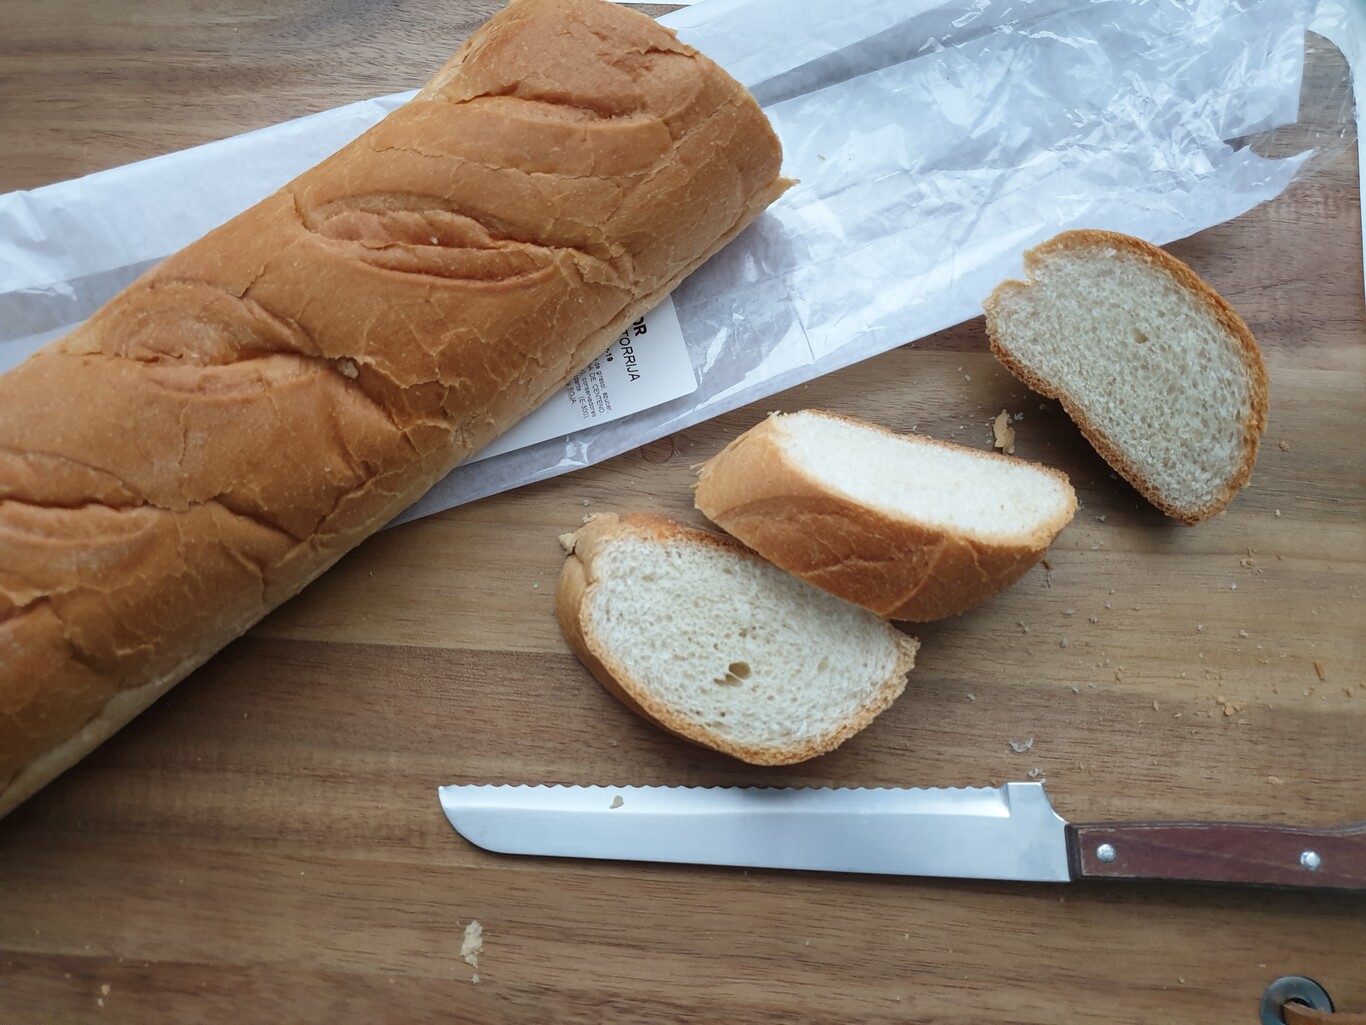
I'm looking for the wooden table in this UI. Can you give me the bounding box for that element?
[2,3,1363,1021]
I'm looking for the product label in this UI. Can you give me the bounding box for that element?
[468,294,695,463]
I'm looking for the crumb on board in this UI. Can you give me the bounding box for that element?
[966,693,976,702]
[100,984,110,996]
[1027,767,1042,779]
[1313,659,1327,681]
[1009,737,1034,753]
[461,921,484,969]
[1268,776,1284,785]
[1279,440,1290,451]
[1275,509,1282,517]
[610,795,624,809]
[1214,695,1246,718]
[992,410,1016,454]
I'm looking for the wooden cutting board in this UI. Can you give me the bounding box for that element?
[1,3,1362,1022]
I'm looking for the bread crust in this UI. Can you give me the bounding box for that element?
[556,512,919,765]
[983,229,1268,525]
[693,411,1077,621]
[0,0,788,817]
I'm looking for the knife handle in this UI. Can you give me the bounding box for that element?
[1066,820,1366,890]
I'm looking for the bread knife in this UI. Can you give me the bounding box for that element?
[438,782,1366,890]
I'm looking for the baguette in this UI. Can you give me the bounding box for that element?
[694,410,1077,621]
[984,230,1267,524]
[0,0,789,817]
[556,513,919,765]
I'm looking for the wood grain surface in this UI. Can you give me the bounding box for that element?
[1,2,1363,1022]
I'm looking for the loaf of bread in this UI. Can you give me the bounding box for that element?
[984,230,1267,524]
[694,410,1077,621]
[556,513,919,765]
[0,0,788,817]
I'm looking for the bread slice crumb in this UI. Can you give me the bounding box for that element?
[610,795,624,809]
[992,410,1016,454]
[1009,737,1034,753]
[461,920,483,969]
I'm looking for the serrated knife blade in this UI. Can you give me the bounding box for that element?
[441,782,1069,881]
[438,782,1366,889]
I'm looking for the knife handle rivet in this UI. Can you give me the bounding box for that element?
[1300,850,1322,871]
[1095,842,1117,863]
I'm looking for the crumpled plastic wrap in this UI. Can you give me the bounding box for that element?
[0,0,1351,526]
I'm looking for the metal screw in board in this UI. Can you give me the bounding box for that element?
[1300,850,1322,871]
[1095,843,1117,863]
[1260,976,1334,1025]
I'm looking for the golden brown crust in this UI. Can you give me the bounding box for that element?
[693,411,1077,621]
[0,0,788,816]
[983,229,1268,526]
[555,512,918,766]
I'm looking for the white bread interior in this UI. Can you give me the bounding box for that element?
[556,513,919,766]
[0,0,790,818]
[694,410,1077,621]
[984,229,1267,524]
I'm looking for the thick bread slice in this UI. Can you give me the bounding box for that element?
[0,0,789,818]
[556,513,919,766]
[984,230,1268,525]
[694,410,1077,621]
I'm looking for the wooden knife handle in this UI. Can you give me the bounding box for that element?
[1066,820,1366,889]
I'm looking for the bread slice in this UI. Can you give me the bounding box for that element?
[556,512,919,765]
[694,410,1077,621]
[984,230,1268,524]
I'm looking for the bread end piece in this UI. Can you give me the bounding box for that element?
[694,411,1077,621]
[984,229,1268,525]
[556,512,919,765]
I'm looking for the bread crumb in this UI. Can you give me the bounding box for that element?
[1312,659,1326,681]
[471,973,480,985]
[1196,623,1204,632]
[966,693,976,702]
[610,795,624,809]
[1267,775,1283,785]
[1230,582,1237,590]
[461,921,484,969]
[992,410,1016,454]
[1238,629,1248,638]
[1027,767,1042,779]
[1071,686,1079,694]
[100,984,110,996]
[1088,615,1098,624]
[1223,705,1235,717]
[335,357,359,379]
[1279,440,1290,451]
[1152,701,1158,711]
[1060,638,1069,648]
[582,514,593,524]
[1274,509,1282,517]
[583,499,590,506]
[1018,621,1030,634]
[1009,737,1034,753]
